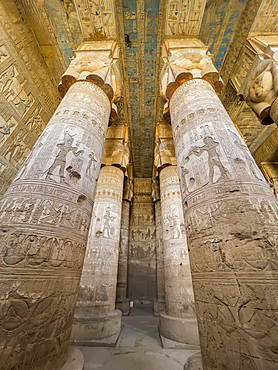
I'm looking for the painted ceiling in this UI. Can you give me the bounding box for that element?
[17,0,278,177]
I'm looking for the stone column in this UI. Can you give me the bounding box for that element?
[158,166,199,346]
[168,75,278,368]
[0,79,111,369]
[72,165,124,342]
[153,199,166,315]
[0,40,120,369]
[153,122,177,315]
[116,198,131,314]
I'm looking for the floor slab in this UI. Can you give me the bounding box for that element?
[77,303,202,370]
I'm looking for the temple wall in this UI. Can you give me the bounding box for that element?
[127,178,157,301]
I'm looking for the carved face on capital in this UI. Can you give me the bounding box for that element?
[249,70,273,103]
[174,53,207,71]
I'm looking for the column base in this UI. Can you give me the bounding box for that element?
[116,299,131,315]
[61,347,84,370]
[184,352,203,370]
[159,312,200,348]
[71,309,122,346]
[153,300,165,316]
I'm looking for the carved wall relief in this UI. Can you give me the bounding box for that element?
[128,178,157,300]
[170,78,278,369]
[116,199,131,312]
[0,1,63,195]
[153,200,165,314]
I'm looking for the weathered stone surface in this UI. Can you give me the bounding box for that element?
[61,346,84,370]
[158,165,199,345]
[159,312,200,348]
[153,200,165,315]
[159,166,195,318]
[71,310,122,342]
[74,165,124,340]
[0,80,111,369]
[0,0,61,195]
[116,199,131,314]
[184,352,203,370]
[128,178,157,301]
[170,78,278,369]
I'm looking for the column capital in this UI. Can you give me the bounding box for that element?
[101,124,130,172]
[154,122,176,174]
[232,36,278,126]
[160,38,223,102]
[58,41,121,109]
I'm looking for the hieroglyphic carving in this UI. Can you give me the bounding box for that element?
[116,199,130,312]
[128,178,156,300]
[170,78,278,369]
[73,0,116,40]
[0,79,111,369]
[76,166,124,322]
[159,166,196,320]
[0,64,34,116]
[153,200,165,314]
[166,0,206,36]
[0,4,61,195]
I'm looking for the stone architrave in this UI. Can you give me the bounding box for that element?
[158,166,199,346]
[72,165,124,341]
[0,79,111,369]
[116,198,131,314]
[167,75,278,368]
[153,199,166,315]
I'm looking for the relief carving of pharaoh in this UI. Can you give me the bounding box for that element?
[243,58,278,125]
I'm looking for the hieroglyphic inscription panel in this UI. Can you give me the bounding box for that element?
[0,81,111,369]
[166,0,206,36]
[170,78,278,369]
[0,2,61,195]
[154,200,165,309]
[128,178,157,300]
[73,0,116,39]
[117,199,130,302]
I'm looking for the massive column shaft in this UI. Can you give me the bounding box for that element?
[72,165,124,341]
[116,199,131,314]
[170,78,278,369]
[0,80,110,369]
[158,166,199,346]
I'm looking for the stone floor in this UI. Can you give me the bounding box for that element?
[77,303,201,370]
